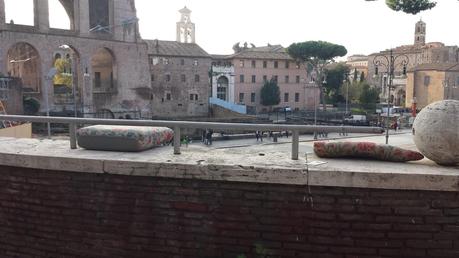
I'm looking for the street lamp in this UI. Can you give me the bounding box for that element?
[373,49,409,144]
[311,75,326,140]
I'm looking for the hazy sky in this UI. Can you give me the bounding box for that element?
[4,0,459,56]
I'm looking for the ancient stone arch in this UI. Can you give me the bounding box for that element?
[0,0,150,116]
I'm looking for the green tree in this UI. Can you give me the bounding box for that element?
[365,0,437,14]
[353,68,358,82]
[359,82,380,109]
[323,63,350,104]
[360,71,365,82]
[260,79,280,109]
[287,41,347,111]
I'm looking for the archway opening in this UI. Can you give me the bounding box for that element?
[91,48,116,92]
[7,42,41,93]
[48,0,73,30]
[51,45,81,114]
[217,76,228,101]
[4,0,34,26]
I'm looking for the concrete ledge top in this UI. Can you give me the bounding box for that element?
[1,134,458,192]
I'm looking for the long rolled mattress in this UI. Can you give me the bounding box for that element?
[77,125,174,152]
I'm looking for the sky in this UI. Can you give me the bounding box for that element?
[4,0,459,57]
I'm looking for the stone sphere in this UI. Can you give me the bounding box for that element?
[413,100,459,166]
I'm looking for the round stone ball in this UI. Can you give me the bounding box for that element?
[413,100,459,166]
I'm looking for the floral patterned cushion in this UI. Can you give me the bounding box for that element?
[314,141,424,162]
[77,125,174,152]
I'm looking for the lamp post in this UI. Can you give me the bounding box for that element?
[373,49,409,144]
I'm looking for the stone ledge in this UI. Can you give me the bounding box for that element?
[0,137,458,192]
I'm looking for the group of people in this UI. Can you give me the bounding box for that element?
[255,131,290,142]
[202,129,214,145]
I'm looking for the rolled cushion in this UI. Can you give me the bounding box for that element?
[77,125,174,152]
[314,141,424,162]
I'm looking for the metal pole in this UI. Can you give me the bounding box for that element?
[69,123,77,149]
[291,130,299,160]
[44,79,51,137]
[314,87,317,140]
[174,126,181,155]
[345,81,349,116]
[385,50,393,145]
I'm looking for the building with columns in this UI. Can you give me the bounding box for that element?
[368,20,458,107]
[0,0,151,117]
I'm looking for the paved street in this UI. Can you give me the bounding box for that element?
[188,129,415,155]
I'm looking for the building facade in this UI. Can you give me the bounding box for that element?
[368,20,459,107]
[212,44,319,113]
[346,54,368,81]
[406,63,459,109]
[146,8,211,118]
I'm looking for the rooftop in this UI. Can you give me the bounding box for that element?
[145,39,210,58]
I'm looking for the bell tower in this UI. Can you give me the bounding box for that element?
[176,6,195,43]
[414,19,426,46]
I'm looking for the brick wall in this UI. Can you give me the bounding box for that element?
[1,165,459,258]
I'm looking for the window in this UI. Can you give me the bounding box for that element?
[94,72,101,88]
[165,74,171,82]
[240,75,245,83]
[296,76,300,83]
[193,60,198,66]
[274,61,278,68]
[152,57,159,66]
[251,93,256,103]
[181,74,186,82]
[163,58,169,65]
[239,93,244,103]
[295,93,300,102]
[263,75,268,82]
[150,74,154,82]
[166,93,171,100]
[195,75,200,82]
[285,76,289,83]
[251,75,256,83]
[251,60,256,68]
[284,93,289,102]
[181,59,185,65]
[285,61,290,69]
[240,60,245,68]
[273,75,278,83]
[189,94,198,101]
[424,76,430,86]
[263,61,267,68]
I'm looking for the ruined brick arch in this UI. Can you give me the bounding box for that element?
[57,0,75,29]
[6,41,42,93]
[90,47,118,91]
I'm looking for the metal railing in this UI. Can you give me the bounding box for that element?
[0,115,384,160]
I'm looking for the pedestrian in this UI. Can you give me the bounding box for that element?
[255,131,260,141]
[207,129,213,145]
[394,121,398,131]
[202,130,206,143]
[285,131,289,138]
[260,131,263,142]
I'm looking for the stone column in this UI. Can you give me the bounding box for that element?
[0,0,5,30]
[34,0,49,32]
[78,0,90,36]
[80,55,93,114]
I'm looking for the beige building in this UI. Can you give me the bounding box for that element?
[368,20,459,107]
[406,63,459,109]
[212,44,319,113]
[346,55,368,81]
